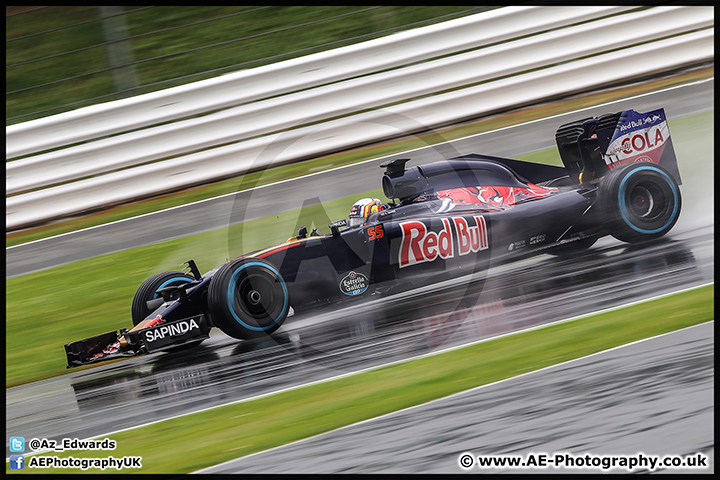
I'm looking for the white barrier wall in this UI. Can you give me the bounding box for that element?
[5,6,714,230]
[6,6,632,159]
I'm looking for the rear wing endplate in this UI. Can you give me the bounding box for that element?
[555,108,681,185]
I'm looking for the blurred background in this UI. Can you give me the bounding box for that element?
[6,6,484,124]
[6,6,712,236]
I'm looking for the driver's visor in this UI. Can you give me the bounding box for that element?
[348,216,365,228]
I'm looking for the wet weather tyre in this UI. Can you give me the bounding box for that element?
[131,271,195,326]
[597,162,681,243]
[207,258,290,340]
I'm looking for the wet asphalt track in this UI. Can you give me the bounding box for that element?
[198,321,714,474]
[5,81,714,472]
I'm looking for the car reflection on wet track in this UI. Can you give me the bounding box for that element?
[65,232,707,424]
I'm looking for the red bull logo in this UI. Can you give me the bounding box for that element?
[399,216,488,268]
[453,216,488,255]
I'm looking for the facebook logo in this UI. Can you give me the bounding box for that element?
[10,455,25,470]
[10,436,25,452]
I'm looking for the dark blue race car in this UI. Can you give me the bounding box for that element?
[65,107,682,367]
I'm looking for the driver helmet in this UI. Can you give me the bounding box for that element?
[348,198,383,228]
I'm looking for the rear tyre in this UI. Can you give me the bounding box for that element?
[207,258,289,340]
[597,162,681,243]
[131,271,195,326]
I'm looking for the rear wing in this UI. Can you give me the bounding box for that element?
[555,108,681,185]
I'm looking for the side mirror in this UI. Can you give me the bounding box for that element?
[328,219,347,238]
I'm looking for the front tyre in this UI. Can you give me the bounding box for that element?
[131,271,195,326]
[597,162,681,243]
[207,258,289,340]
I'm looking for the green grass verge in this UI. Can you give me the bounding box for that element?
[6,67,712,247]
[11,284,713,474]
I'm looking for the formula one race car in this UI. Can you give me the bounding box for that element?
[65,107,682,367]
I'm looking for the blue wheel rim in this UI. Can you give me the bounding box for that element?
[226,262,288,332]
[618,166,679,235]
